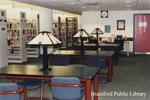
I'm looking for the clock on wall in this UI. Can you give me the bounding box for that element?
[101,10,108,18]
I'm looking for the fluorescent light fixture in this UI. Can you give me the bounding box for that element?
[125,5,132,7]
[81,6,86,9]
[124,0,132,3]
[13,8,32,12]
[0,4,13,9]
[97,6,100,9]
[69,2,75,5]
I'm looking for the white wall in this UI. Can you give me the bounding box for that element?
[82,10,150,37]
[82,10,150,52]
[39,7,53,32]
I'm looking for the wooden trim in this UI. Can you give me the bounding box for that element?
[49,83,84,87]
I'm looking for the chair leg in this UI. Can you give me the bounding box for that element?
[24,87,28,100]
[40,80,45,100]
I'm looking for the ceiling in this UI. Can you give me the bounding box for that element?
[14,0,150,14]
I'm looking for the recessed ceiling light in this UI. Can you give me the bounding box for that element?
[81,6,86,9]
[69,2,75,5]
[97,6,100,9]
[124,0,132,3]
[125,5,132,7]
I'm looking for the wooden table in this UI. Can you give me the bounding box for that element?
[50,50,115,82]
[74,43,120,64]
[0,65,101,100]
[74,43,120,50]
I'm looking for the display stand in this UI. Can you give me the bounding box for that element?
[7,12,27,63]
[0,10,8,67]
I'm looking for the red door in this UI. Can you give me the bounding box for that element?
[134,14,150,52]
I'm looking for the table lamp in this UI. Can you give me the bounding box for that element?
[28,31,62,72]
[91,28,104,48]
[73,29,90,53]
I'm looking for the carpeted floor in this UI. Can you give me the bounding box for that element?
[1,55,150,100]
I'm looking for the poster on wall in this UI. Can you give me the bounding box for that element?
[117,20,125,30]
[105,25,111,33]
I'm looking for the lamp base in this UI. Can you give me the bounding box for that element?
[40,68,52,73]
[80,51,85,55]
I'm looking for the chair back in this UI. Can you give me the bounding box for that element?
[52,55,70,65]
[67,64,87,67]
[17,79,42,90]
[50,77,83,100]
[88,58,107,68]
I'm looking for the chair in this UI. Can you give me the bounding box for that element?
[114,35,124,51]
[0,83,28,100]
[49,77,85,100]
[67,64,87,67]
[52,55,70,66]
[88,58,107,68]
[17,79,42,90]
[88,58,108,83]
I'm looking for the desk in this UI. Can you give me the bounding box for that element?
[0,65,100,100]
[74,43,120,64]
[50,50,114,82]
[74,43,120,51]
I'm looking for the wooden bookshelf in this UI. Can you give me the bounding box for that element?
[66,17,78,47]
[53,17,66,48]
[53,17,78,48]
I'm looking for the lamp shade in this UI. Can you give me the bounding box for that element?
[27,31,62,72]
[91,28,104,34]
[73,29,90,53]
[73,29,90,38]
[28,31,62,46]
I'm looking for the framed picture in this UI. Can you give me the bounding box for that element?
[117,20,125,30]
[105,25,111,33]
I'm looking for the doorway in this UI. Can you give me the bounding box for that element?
[134,14,150,53]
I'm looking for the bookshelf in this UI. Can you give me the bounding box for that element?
[0,10,8,67]
[53,17,78,48]
[53,17,66,48]
[26,19,38,43]
[66,17,78,47]
[25,15,39,58]
[7,19,20,48]
[7,12,27,63]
